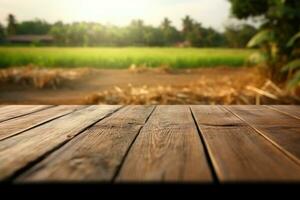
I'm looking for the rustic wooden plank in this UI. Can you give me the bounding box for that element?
[0,105,121,181]
[0,105,53,123]
[226,106,300,163]
[16,106,155,182]
[0,105,84,141]
[268,105,300,119]
[191,106,300,182]
[117,105,213,182]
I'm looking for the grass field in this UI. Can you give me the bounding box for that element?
[0,47,255,68]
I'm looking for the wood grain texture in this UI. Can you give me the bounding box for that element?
[17,106,155,182]
[0,105,83,141]
[268,105,300,119]
[226,106,300,163]
[0,105,121,180]
[0,105,52,123]
[191,106,300,182]
[117,105,212,182]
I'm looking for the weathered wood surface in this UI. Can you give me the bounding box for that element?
[269,105,300,119]
[0,105,53,123]
[117,106,212,182]
[0,105,299,183]
[0,105,82,141]
[0,105,121,180]
[226,106,300,163]
[192,106,300,182]
[18,106,154,182]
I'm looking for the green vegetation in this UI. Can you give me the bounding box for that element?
[0,14,257,48]
[281,31,300,88]
[0,47,254,68]
[229,0,300,88]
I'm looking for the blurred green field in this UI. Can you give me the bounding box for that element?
[0,47,255,68]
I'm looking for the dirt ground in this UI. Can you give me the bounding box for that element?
[0,66,299,105]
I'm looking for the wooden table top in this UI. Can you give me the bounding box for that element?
[0,105,299,183]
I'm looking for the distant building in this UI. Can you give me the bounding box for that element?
[7,35,54,44]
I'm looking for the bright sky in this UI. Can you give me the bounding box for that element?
[0,0,233,30]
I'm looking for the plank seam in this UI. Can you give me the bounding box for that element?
[0,106,88,142]
[265,105,300,120]
[5,106,125,183]
[190,106,219,184]
[112,105,157,183]
[0,105,56,124]
[224,106,300,166]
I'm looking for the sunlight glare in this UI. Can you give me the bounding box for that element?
[72,0,151,24]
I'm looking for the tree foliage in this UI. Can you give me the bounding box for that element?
[160,18,182,45]
[2,14,234,47]
[229,0,300,87]
[229,0,268,19]
[0,23,5,42]
[7,14,17,36]
[225,24,257,48]
[2,14,255,48]
[182,16,226,47]
[16,19,51,35]
[282,31,300,88]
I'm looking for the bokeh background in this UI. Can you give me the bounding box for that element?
[0,0,299,105]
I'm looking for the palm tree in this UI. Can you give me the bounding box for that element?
[161,17,172,30]
[182,15,194,34]
[7,14,17,36]
[129,19,145,45]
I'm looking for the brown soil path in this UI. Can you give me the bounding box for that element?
[0,67,266,104]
